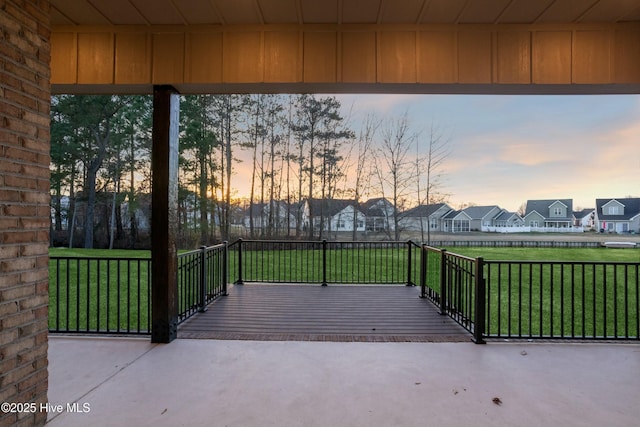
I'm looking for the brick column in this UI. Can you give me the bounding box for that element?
[0,1,51,426]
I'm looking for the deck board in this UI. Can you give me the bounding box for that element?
[179,284,471,342]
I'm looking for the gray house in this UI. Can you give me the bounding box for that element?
[493,210,524,228]
[399,203,452,232]
[443,209,472,233]
[595,198,640,233]
[523,199,574,229]
[461,205,503,231]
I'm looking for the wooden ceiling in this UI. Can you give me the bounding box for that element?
[51,0,640,26]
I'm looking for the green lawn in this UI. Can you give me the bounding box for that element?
[49,248,151,333]
[428,247,639,339]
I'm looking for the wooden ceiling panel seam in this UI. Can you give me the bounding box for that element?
[575,0,603,23]
[86,0,116,25]
[127,0,152,25]
[50,5,75,26]
[494,0,517,24]
[168,0,189,26]
[209,0,227,25]
[253,0,266,24]
[454,0,471,24]
[533,0,558,24]
[416,0,430,25]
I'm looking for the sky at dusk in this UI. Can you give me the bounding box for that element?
[335,94,640,212]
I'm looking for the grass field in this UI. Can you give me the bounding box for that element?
[49,248,151,333]
[48,246,640,339]
[425,247,639,339]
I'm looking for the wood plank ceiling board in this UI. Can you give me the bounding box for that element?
[341,0,382,24]
[129,0,186,25]
[257,0,300,24]
[300,0,339,23]
[457,0,512,24]
[379,0,425,24]
[498,0,555,24]
[50,0,111,25]
[536,0,600,23]
[579,0,640,22]
[419,0,467,24]
[174,0,223,25]
[86,0,148,25]
[50,8,74,26]
[213,0,263,24]
[50,0,640,26]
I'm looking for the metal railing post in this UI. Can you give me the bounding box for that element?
[419,244,427,298]
[406,240,414,286]
[222,241,229,296]
[439,249,447,315]
[198,245,207,312]
[322,239,328,286]
[473,256,486,344]
[235,238,244,285]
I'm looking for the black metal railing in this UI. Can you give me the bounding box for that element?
[419,245,639,342]
[229,239,421,285]
[49,241,639,342]
[484,260,639,340]
[177,243,229,323]
[425,240,634,249]
[419,246,485,342]
[49,256,152,334]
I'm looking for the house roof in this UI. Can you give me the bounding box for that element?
[495,210,521,222]
[360,198,393,217]
[443,210,471,220]
[525,199,573,220]
[461,205,500,220]
[308,199,359,217]
[596,198,640,221]
[400,203,450,218]
[573,209,595,219]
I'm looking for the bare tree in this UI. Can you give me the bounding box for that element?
[345,112,378,241]
[374,112,416,240]
[415,121,451,244]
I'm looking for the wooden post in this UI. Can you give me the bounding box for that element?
[151,85,180,343]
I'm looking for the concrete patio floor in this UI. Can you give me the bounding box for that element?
[47,336,640,427]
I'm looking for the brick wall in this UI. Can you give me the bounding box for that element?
[0,1,51,426]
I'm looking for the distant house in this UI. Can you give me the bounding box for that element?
[461,205,502,231]
[399,203,452,232]
[308,199,365,233]
[595,198,640,233]
[493,210,524,228]
[573,209,595,230]
[242,201,298,231]
[443,209,472,233]
[523,199,574,229]
[361,198,396,232]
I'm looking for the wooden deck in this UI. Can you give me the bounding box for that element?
[179,284,471,342]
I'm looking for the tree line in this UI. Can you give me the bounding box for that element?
[50,94,449,249]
